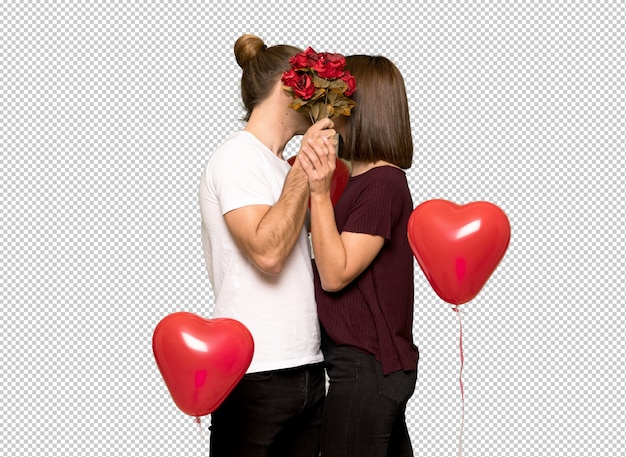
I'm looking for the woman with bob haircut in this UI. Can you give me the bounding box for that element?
[297,54,419,457]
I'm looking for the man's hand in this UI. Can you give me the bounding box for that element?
[223,118,336,275]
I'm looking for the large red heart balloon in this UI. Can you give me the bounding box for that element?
[152,312,254,417]
[288,156,350,206]
[407,200,510,305]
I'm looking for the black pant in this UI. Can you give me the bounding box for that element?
[321,343,417,457]
[209,363,325,457]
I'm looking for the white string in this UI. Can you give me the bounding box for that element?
[452,306,465,457]
[194,416,208,455]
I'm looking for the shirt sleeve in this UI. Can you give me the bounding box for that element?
[341,176,402,241]
[209,139,277,214]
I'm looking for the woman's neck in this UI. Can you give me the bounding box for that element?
[350,160,399,176]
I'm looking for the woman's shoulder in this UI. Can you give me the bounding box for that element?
[363,165,408,188]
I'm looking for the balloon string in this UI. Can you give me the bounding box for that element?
[452,306,465,457]
[195,416,207,454]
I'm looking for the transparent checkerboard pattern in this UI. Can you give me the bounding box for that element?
[2,1,624,456]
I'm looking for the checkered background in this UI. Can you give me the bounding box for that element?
[2,1,624,456]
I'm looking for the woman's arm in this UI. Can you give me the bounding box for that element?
[298,137,384,291]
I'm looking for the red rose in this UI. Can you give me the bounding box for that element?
[283,46,356,120]
[313,52,346,79]
[284,72,315,100]
[281,68,300,88]
[289,46,319,69]
[341,72,356,97]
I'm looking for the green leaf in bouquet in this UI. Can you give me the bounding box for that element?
[332,96,356,117]
[328,78,348,93]
[309,87,327,103]
[309,102,322,121]
[312,74,332,88]
[289,97,308,110]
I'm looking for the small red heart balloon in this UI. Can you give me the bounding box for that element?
[407,200,510,305]
[152,312,254,417]
[288,156,350,206]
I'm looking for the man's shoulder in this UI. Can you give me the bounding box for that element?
[210,132,266,168]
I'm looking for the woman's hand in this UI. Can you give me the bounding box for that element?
[298,133,338,198]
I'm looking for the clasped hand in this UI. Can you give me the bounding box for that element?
[297,118,338,198]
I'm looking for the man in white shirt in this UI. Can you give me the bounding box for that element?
[198,34,336,457]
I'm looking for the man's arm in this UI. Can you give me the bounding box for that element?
[224,161,309,275]
[224,119,335,275]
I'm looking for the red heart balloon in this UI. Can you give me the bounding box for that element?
[407,200,510,305]
[152,312,254,417]
[288,156,350,206]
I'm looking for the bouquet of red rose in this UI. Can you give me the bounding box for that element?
[281,47,356,123]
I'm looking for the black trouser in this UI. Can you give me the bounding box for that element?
[321,342,417,457]
[209,363,325,457]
